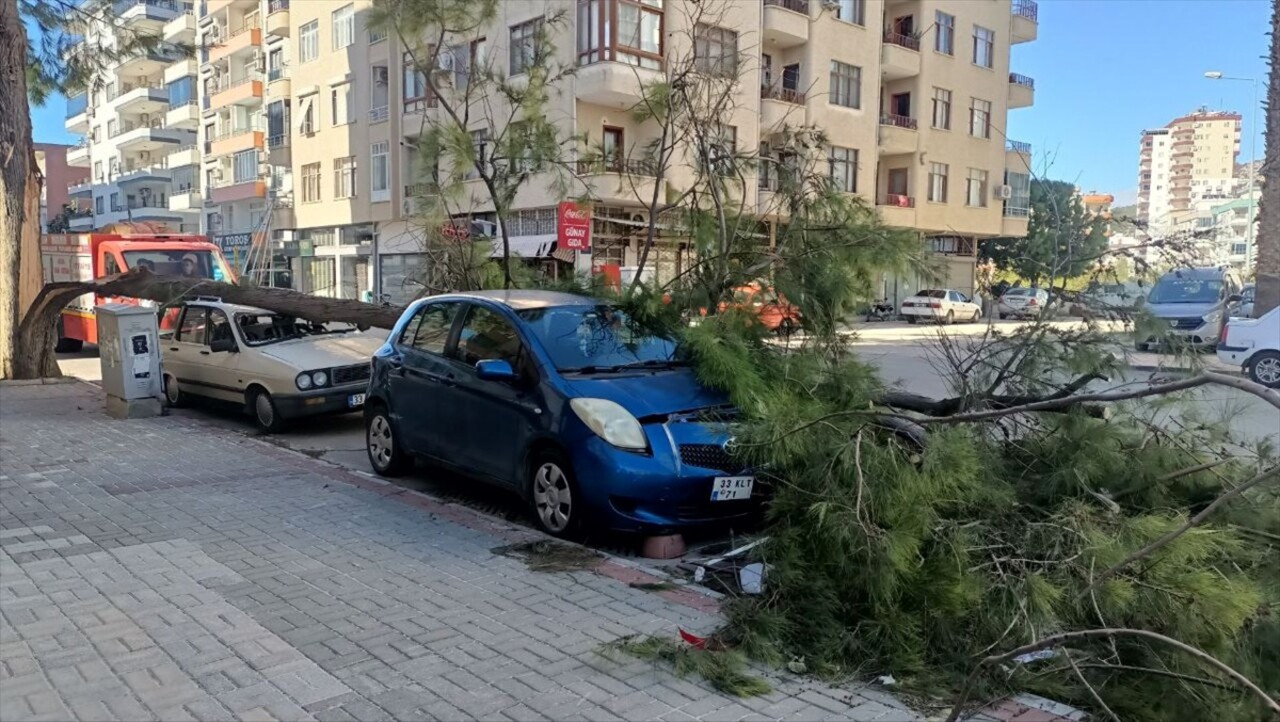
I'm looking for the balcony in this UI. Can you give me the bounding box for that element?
[369,105,390,124]
[68,179,94,197]
[164,13,196,43]
[574,158,659,204]
[575,61,663,108]
[169,190,202,210]
[266,0,290,37]
[877,194,917,228]
[68,212,94,230]
[164,58,198,84]
[114,84,169,114]
[760,85,805,131]
[878,113,918,155]
[167,101,200,129]
[209,74,264,107]
[1002,206,1030,236]
[881,31,921,80]
[209,128,263,157]
[114,125,194,152]
[116,0,181,28]
[115,163,172,187]
[65,95,90,133]
[210,179,267,204]
[1008,73,1035,109]
[762,0,809,49]
[208,22,261,64]
[167,145,199,167]
[67,143,90,167]
[266,69,291,98]
[1005,139,1032,172]
[1010,0,1038,44]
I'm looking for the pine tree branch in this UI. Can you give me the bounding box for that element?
[943,628,1280,722]
[1078,463,1279,597]
[1063,649,1121,722]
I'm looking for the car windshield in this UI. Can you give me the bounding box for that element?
[123,250,232,281]
[517,305,681,373]
[1242,286,1255,303]
[234,312,354,346]
[916,290,947,298]
[1147,277,1224,304]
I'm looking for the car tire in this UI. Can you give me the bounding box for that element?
[1134,340,1147,352]
[163,373,185,408]
[777,317,797,335]
[365,404,410,476]
[907,316,917,324]
[944,311,955,325]
[528,450,582,538]
[248,388,287,434]
[55,337,83,353]
[970,310,981,323]
[998,313,1007,320]
[1248,351,1280,388]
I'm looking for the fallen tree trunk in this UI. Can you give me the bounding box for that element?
[16,268,406,378]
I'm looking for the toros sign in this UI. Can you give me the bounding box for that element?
[557,201,591,251]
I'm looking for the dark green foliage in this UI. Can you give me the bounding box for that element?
[979,179,1109,286]
[598,635,772,697]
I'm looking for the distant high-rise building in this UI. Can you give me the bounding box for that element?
[1137,108,1242,234]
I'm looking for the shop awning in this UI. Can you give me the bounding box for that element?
[489,234,557,258]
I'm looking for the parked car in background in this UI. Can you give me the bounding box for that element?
[727,283,802,333]
[364,291,757,537]
[899,289,982,324]
[1217,305,1280,387]
[997,287,1050,319]
[1135,266,1244,351]
[1234,284,1256,319]
[160,300,382,432]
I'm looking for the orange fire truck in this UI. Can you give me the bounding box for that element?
[40,231,235,351]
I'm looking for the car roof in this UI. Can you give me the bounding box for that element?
[1161,266,1233,280]
[434,289,599,310]
[185,299,273,315]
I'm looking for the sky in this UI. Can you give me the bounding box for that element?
[29,0,1271,207]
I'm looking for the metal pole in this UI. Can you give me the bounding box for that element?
[1244,78,1258,269]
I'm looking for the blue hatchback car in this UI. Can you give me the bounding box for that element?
[363,290,757,536]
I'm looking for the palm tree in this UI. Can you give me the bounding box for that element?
[1253,0,1279,317]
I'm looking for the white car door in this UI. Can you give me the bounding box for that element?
[164,305,208,397]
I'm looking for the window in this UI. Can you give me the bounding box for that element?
[301,162,321,202]
[368,21,387,44]
[299,21,319,62]
[509,17,543,75]
[93,161,103,183]
[401,302,458,354]
[931,88,951,130]
[233,150,256,183]
[206,211,221,231]
[617,0,662,58]
[835,0,865,24]
[467,129,490,179]
[298,94,316,134]
[578,0,663,69]
[334,157,356,198]
[969,98,991,139]
[267,100,290,144]
[109,192,119,211]
[928,162,948,202]
[829,61,861,109]
[371,141,389,200]
[455,306,522,368]
[330,83,352,125]
[402,51,432,110]
[178,307,207,345]
[935,12,954,55]
[95,196,104,214]
[207,310,232,348]
[603,126,623,168]
[167,76,194,106]
[332,5,355,50]
[966,168,988,207]
[829,147,857,193]
[694,23,737,76]
[972,26,994,68]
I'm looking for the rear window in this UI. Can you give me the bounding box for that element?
[918,290,946,298]
[1003,288,1030,297]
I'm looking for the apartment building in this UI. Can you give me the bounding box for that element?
[34,143,91,231]
[1137,108,1242,234]
[62,0,201,233]
[202,0,1036,300]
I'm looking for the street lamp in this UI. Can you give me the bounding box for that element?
[1204,70,1259,270]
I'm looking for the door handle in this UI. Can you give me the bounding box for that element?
[169,347,179,352]
[200,350,210,355]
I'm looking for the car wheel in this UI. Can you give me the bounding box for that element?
[249,388,286,434]
[365,404,410,476]
[1134,340,1147,352]
[970,310,982,323]
[944,310,955,325]
[1248,351,1280,388]
[777,317,797,335]
[998,313,1007,320]
[55,337,83,353]
[528,450,581,538]
[907,316,917,325]
[163,373,184,408]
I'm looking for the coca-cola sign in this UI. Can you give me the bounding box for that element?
[557,201,591,251]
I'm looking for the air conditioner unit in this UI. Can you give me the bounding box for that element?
[821,0,841,8]
[402,199,414,215]
[373,67,389,86]
[996,184,1013,200]
[139,151,151,162]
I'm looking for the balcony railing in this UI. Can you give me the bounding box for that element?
[883,30,920,51]
[1012,0,1038,21]
[268,0,289,12]
[1003,206,1031,218]
[1006,139,1032,154]
[879,112,918,130]
[1009,72,1035,89]
[880,193,915,208]
[575,158,658,177]
[404,183,439,197]
[761,84,805,105]
[209,72,263,93]
[267,134,289,149]
[267,66,287,82]
[109,119,166,138]
[114,0,180,13]
[227,17,261,38]
[369,106,390,123]
[763,0,809,13]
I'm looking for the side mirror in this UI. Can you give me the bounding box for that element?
[1227,294,1243,304]
[476,358,517,382]
[210,337,237,353]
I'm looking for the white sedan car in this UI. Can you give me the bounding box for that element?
[900,289,983,324]
[1217,305,1280,388]
[160,300,383,431]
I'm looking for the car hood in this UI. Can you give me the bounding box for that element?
[1144,301,1218,319]
[256,333,382,369]
[560,367,729,419]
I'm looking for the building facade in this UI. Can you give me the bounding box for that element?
[63,0,201,233]
[1137,108,1242,235]
[34,143,91,231]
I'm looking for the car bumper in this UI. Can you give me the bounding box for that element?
[273,383,368,419]
[567,426,760,533]
[1139,323,1221,347]
[1216,344,1250,367]
[900,307,941,318]
[998,304,1039,316]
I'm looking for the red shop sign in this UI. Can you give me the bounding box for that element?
[557,201,591,251]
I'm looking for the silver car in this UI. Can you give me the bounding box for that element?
[997,287,1049,319]
[1135,267,1244,351]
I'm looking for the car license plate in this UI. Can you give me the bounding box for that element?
[711,476,754,502]
[348,393,366,408]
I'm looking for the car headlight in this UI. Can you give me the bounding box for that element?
[570,398,648,451]
[1202,310,1223,325]
[296,373,313,390]
[312,370,329,387]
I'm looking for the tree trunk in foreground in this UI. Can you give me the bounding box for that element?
[0,0,37,379]
[1254,0,1280,317]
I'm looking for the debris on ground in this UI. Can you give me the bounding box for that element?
[492,539,603,572]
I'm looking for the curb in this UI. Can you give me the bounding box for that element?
[0,376,81,387]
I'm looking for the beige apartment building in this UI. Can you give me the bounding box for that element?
[1137,108,1242,235]
[225,0,1036,301]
